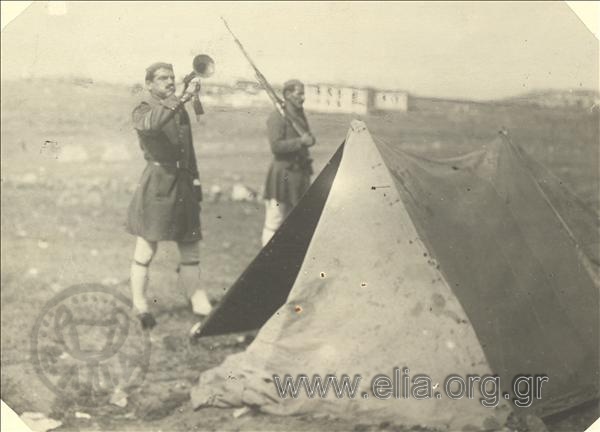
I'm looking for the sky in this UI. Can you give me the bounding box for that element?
[1,1,598,100]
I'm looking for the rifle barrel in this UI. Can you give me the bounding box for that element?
[221,18,258,71]
[221,17,306,136]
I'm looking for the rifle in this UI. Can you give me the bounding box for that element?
[221,17,307,137]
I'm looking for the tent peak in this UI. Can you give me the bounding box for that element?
[498,128,512,139]
[350,119,367,133]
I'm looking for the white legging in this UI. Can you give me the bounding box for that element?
[130,237,212,316]
[261,199,291,246]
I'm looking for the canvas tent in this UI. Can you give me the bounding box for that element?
[191,121,599,430]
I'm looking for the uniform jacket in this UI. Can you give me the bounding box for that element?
[126,93,201,242]
[263,104,314,207]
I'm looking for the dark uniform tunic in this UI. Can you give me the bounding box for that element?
[263,104,313,207]
[126,94,201,242]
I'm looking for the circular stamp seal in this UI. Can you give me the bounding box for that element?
[31,284,151,407]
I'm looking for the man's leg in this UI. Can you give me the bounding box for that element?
[261,199,290,246]
[177,240,212,316]
[130,237,157,328]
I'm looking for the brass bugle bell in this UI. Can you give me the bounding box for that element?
[192,54,215,78]
[183,54,214,119]
[183,54,215,86]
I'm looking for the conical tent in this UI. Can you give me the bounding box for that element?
[192,121,599,430]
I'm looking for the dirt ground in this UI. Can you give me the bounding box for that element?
[1,80,598,431]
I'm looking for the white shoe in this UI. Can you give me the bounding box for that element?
[189,321,203,339]
[190,290,212,316]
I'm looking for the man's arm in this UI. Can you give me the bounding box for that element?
[189,140,202,199]
[133,82,200,134]
[189,142,200,180]
[190,155,203,202]
[267,113,309,154]
[132,99,180,134]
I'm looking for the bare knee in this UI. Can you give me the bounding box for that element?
[177,241,200,266]
[133,237,157,267]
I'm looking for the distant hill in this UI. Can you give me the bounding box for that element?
[503,89,599,110]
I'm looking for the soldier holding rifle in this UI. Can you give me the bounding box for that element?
[126,62,213,330]
[262,79,316,245]
[220,18,317,246]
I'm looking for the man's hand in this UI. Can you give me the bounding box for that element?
[181,77,202,103]
[300,132,316,147]
[186,77,202,95]
[193,180,203,203]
